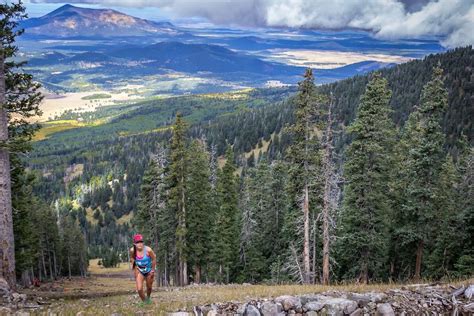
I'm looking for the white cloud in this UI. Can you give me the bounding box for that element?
[30,0,474,47]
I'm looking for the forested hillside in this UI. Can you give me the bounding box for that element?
[27,46,473,282]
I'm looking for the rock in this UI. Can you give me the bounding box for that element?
[275,303,283,313]
[369,293,387,303]
[274,296,302,311]
[14,312,31,316]
[324,298,358,315]
[0,277,10,293]
[76,312,85,316]
[465,284,474,300]
[306,312,317,316]
[367,302,377,310]
[236,303,247,315]
[347,293,371,307]
[245,304,260,316]
[167,313,192,316]
[12,292,22,302]
[375,303,395,316]
[304,301,325,312]
[260,301,278,316]
[201,305,218,316]
[349,308,363,316]
[299,295,320,306]
[462,302,474,312]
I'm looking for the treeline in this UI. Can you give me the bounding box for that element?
[135,66,472,285]
[0,2,88,286]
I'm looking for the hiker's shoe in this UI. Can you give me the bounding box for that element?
[145,297,152,305]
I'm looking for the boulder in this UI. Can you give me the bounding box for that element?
[304,301,325,312]
[299,295,320,306]
[245,304,261,316]
[323,298,358,315]
[375,303,395,316]
[349,309,363,316]
[348,292,387,308]
[237,303,247,315]
[274,296,302,311]
[465,284,474,300]
[260,301,279,316]
[462,302,474,313]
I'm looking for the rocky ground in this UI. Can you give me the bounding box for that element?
[180,283,474,316]
[1,275,473,315]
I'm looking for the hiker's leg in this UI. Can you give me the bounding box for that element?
[145,272,154,298]
[135,270,146,301]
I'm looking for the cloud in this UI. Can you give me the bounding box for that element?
[29,0,474,47]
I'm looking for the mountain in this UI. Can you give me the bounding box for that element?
[21,4,181,38]
[109,41,303,75]
[27,41,395,90]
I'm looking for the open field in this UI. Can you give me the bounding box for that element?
[33,119,106,141]
[37,91,143,122]
[266,49,412,69]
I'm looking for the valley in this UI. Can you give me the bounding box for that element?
[17,4,445,113]
[2,2,473,312]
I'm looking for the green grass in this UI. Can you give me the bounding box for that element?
[81,93,112,100]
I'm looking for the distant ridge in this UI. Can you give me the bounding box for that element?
[21,4,180,38]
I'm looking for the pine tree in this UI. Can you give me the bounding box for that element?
[186,139,213,283]
[321,96,340,285]
[210,145,239,283]
[400,66,448,280]
[425,155,459,278]
[1,2,42,289]
[167,113,189,286]
[339,73,396,283]
[454,147,474,276]
[284,69,325,284]
[238,172,265,282]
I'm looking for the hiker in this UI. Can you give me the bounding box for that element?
[130,234,156,304]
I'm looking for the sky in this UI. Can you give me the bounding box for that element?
[23,0,474,48]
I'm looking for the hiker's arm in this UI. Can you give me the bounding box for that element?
[149,248,157,273]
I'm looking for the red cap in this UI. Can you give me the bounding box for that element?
[133,234,143,243]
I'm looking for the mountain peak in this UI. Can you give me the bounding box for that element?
[22,4,180,38]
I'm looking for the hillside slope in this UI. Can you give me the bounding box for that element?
[29,46,473,254]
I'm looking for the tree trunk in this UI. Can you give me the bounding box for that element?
[311,212,317,284]
[359,259,368,284]
[322,94,335,286]
[67,255,71,279]
[52,249,58,279]
[414,240,424,281]
[41,248,47,280]
[181,179,188,286]
[303,185,310,284]
[0,51,16,290]
[195,265,201,284]
[48,250,53,280]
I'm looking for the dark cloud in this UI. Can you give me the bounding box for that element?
[29,0,474,47]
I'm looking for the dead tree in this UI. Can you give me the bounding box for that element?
[321,94,341,285]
